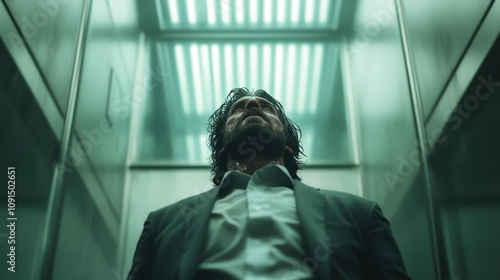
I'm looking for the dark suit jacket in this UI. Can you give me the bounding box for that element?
[129,180,411,280]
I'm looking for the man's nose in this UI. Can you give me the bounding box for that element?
[244,98,261,110]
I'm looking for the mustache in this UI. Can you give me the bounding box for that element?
[241,109,268,122]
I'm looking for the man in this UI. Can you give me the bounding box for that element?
[128,88,411,279]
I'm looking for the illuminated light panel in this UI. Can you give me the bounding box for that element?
[160,0,339,28]
[249,0,258,23]
[186,0,197,24]
[290,0,300,23]
[220,0,231,24]
[171,42,334,115]
[167,0,179,24]
[297,44,310,114]
[200,44,214,110]
[263,0,273,24]
[276,0,286,23]
[237,44,246,87]
[235,1,244,24]
[249,44,258,89]
[190,44,204,114]
[318,0,330,23]
[262,44,271,91]
[284,44,297,111]
[273,44,284,101]
[304,0,316,23]
[174,44,191,114]
[206,0,216,24]
[211,44,222,107]
[308,44,324,113]
[224,44,234,93]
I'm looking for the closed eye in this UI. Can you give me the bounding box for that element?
[232,108,244,114]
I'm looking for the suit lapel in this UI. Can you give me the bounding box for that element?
[179,186,220,280]
[294,181,330,280]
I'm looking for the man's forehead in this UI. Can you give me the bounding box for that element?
[231,96,273,107]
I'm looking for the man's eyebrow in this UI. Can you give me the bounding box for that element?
[229,97,275,112]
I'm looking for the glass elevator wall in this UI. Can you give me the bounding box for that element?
[345,0,500,279]
[0,0,140,279]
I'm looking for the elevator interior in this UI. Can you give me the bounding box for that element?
[0,0,499,279]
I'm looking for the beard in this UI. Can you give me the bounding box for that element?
[223,119,287,163]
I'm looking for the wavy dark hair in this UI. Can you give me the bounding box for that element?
[207,88,305,185]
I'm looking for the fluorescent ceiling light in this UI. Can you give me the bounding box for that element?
[224,44,234,94]
[237,44,246,87]
[284,44,297,111]
[211,44,222,107]
[290,0,300,23]
[262,44,271,90]
[273,44,284,101]
[167,0,179,23]
[174,44,190,114]
[190,44,204,114]
[249,0,258,23]
[206,0,216,24]
[304,0,315,23]
[249,44,258,89]
[200,44,214,110]
[277,0,286,23]
[263,0,273,24]
[235,2,244,24]
[161,0,339,29]
[297,44,310,114]
[318,0,330,23]
[186,0,197,24]
[309,44,324,113]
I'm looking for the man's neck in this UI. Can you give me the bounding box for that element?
[226,156,284,176]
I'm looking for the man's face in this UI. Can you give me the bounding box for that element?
[222,96,287,160]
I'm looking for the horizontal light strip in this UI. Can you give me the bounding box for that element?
[150,30,341,40]
[160,0,337,27]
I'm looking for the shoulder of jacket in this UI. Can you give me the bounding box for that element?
[150,187,219,218]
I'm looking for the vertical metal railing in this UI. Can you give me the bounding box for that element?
[394,0,448,279]
[38,0,93,279]
[115,32,148,275]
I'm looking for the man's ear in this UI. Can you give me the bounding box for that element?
[285,145,293,155]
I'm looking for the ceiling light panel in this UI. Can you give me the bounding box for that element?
[158,0,342,29]
[162,41,337,116]
[135,41,353,165]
